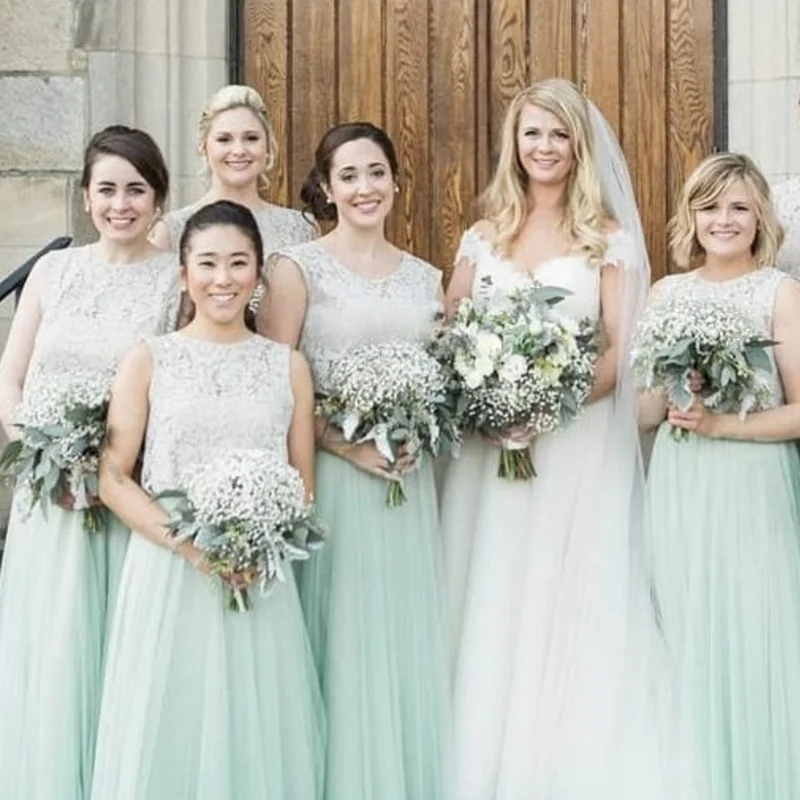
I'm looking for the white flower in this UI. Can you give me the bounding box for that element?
[475,332,502,359]
[498,354,527,384]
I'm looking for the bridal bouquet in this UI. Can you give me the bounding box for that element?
[630,292,776,440]
[316,340,459,507]
[429,282,598,480]
[159,448,325,612]
[0,374,111,532]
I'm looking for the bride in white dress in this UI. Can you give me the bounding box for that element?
[441,78,687,799]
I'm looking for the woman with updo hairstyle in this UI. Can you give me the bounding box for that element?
[262,122,451,800]
[151,84,315,307]
[0,124,181,798]
[89,200,323,800]
[641,152,800,800]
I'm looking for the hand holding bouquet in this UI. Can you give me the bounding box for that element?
[316,340,459,507]
[159,448,325,612]
[631,292,776,440]
[429,282,598,480]
[0,374,111,532]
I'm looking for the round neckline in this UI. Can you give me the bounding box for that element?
[173,331,258,348]
[84,243,166,269]
[692,267,760,286]
[313,240,407,282]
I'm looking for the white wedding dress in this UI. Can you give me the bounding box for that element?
[773,177,800,276]
[441,227,689,800]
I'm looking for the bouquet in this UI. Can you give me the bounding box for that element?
[630,292,776,440]
[0,375,110,532]
[429,281,598,480]
[158,448,325,612]
[316,340,459,507]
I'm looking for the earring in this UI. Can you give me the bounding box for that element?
[394,185,400,194]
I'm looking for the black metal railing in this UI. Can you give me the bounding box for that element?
[0,236,72,306]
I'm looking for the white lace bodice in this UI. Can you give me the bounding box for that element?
[773,177,800,277]
[270,241,443,394]
[457,226,638,322]
[141,333,293,493]
[654,267,787,407]
[22,246,180,408]
[165,203,316,261]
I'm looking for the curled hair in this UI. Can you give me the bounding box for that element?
[179,200,264,331]
[669,152,784,269]
[300,122,399,223]
[197,85,278,200]
[81,125,169,207]
[482,78,610,263]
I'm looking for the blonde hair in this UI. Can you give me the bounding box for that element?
[197,85,278,199]
[482,78,610,262]
[669,152,784,269]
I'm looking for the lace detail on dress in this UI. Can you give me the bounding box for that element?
[655,267,787,407]
[22,246,180,409]
[165,203,316,260]
[773,177,800,277]
[268,241,443,394]
[141,334,293,493]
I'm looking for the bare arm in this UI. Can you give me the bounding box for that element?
[98,344,202,564]
[670,278,800,441]
[257,255,308,346]
[0,256,52,439]
[287,350,316,501]
[588,264,622,404]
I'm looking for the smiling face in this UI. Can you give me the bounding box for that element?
[181,224,259,328]
[694,178,759,263]
[325,137,396,230]
[515,102,575,187]
[204,106,269,192]
[83,154,158,245]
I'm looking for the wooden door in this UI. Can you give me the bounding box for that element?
[243,0,717,281]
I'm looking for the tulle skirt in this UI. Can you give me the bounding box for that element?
[0,493,129,799]
[89,532,325,800]
[298,451,452,800]
[645,426,800,800]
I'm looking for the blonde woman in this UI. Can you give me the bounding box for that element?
[642,153,800,800]
[151,84,315,272]
[772,89,800,275]
[441,78,675,798]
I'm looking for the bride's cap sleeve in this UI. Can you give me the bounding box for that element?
[454,227,484,268]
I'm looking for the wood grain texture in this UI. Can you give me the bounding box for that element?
[242,0,715,280]
[430,0,477,274]
[243,0,290,205]
[338,0,384,123]
[385,0,430,254]
[290,0,336,207]
[527,0,575,81]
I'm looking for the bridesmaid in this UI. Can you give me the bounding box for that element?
[151,84,315,288]
[263,122,451,800]
[90,200,324,800]
[0,125,180,799]
[641,153,800,800]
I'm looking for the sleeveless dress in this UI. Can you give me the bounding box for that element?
[644,268,800,800]
[773,177,800,276]
[442,228,680,799]
[0,246,180,800]
[270,241,451,800]
[89,333,325,800]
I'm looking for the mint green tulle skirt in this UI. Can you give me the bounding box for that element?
[298,451,452,800]
[0,493,129,799]
[645,426,800,800]
[90,532,325,800]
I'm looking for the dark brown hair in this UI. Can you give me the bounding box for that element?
[300,122,399,222]
[81,125,170,207]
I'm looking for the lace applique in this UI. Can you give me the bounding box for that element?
[141,334,293,492]
[269,241,443,394]
[22,247,180,407]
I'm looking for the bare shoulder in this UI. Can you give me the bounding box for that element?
[602,218,621,235]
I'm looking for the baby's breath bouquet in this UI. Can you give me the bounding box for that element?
[631,292,776,440]
[429,281,598,480]
[316,340,460,507]
[0,374,111,532]
[158,448,324,612]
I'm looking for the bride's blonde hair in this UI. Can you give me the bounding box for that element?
[197,85,278,200]
[482,78,610,263]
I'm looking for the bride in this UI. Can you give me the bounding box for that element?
[441,78,686,799]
